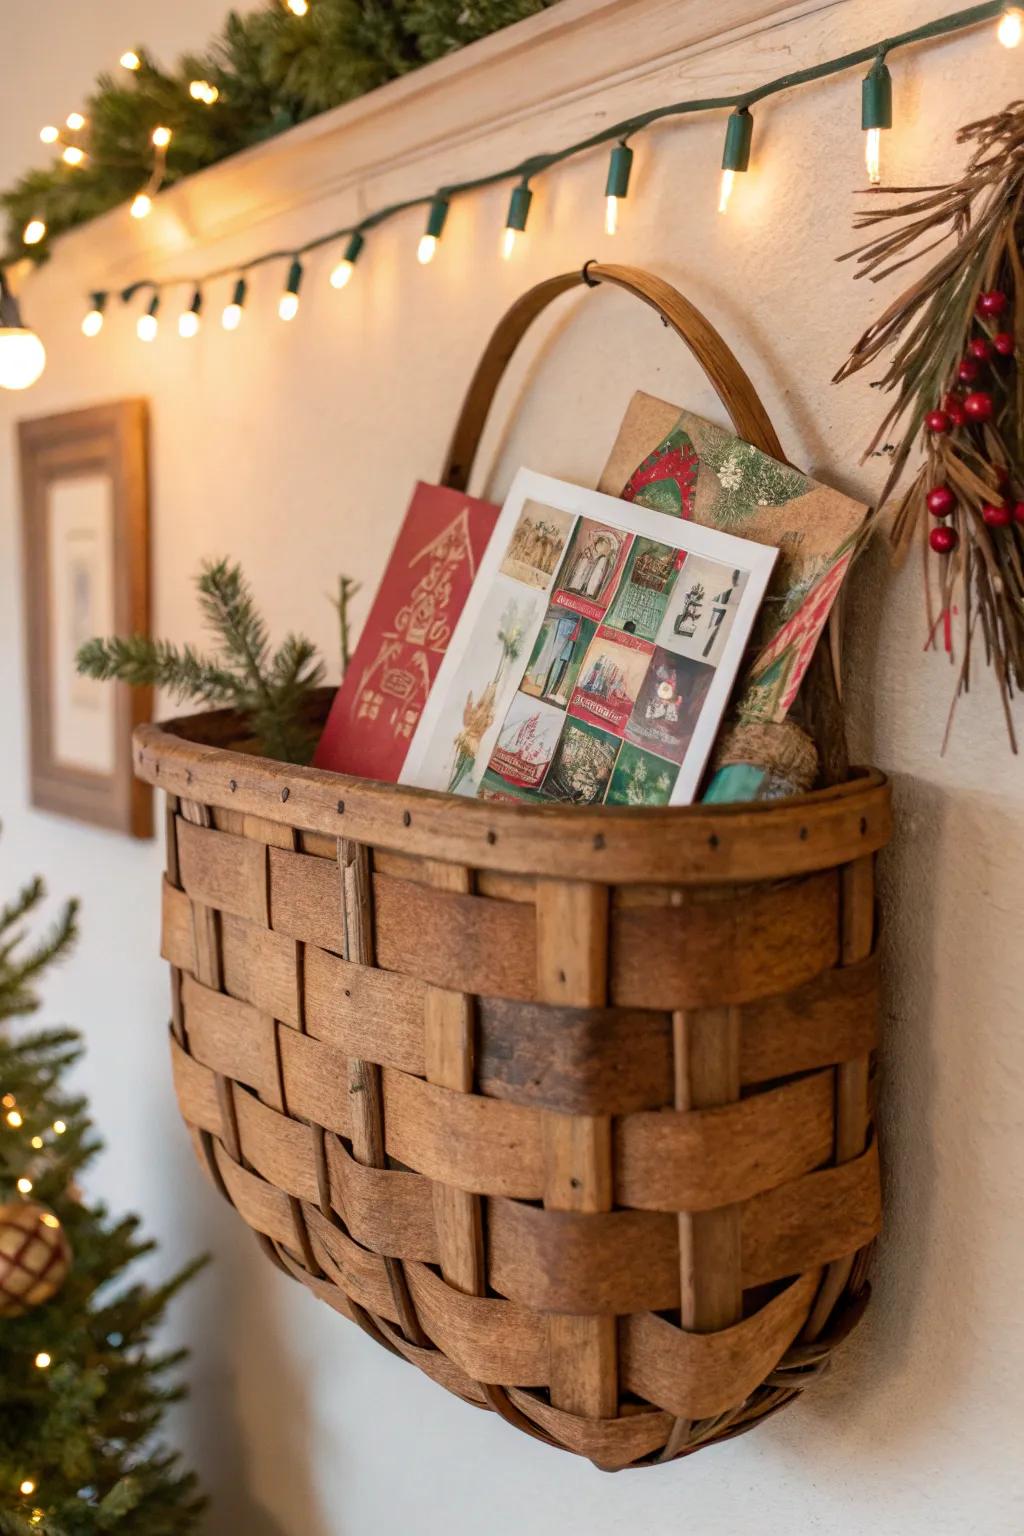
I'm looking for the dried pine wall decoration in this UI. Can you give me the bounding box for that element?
[837,102,1024,748]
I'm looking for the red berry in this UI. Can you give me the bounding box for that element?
[967,338,992,362]
[993,332,1015,357]
[1014,502,1024,525]
[982,502,1012,528]
[926,485,956,517]
[925,409,952,433]
[957,359,980,384]
[930,525,959,554]
[963,391,994,422]
[995,463,1011,488]
[978,290,1009,317]
[948,404,967,427]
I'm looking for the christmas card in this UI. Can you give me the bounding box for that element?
[313,483,500,780]
[598,392,867,725]
[400,471,777,807]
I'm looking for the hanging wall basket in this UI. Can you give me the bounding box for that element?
[135,264,890,1470]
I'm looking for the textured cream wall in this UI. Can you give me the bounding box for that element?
[1,3,1022,1533]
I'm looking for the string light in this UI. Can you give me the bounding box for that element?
[151,125,172,149]
[190,80,220,105]
[137,295,159,341]
[278,258,302,320]
[120,50,142,70]
[603,142,633,235]
[30,1135,44,1149]
[52,1120,66,1135]
[62,145,85,167]
[222,277,247,330]
[23,219,46,246]
[130,192,152,219]
[34,1352,51,1369]
[82,292,107,336]
[1,1093,15,1107]
[41,1213,60,1229]
[19,1480,36,1497]
[330,231,364,289]
[417,197,449,265]
[998,3,1024,43]
[718,107,752,214]
[286,0,309,13]
[178,288,202,338]
[862,57,892,185]
[17,1177,33,1194]
[6,1109,24,1127]
[501,182,532,260]
[39,125,59,144]
[65,112,86,132]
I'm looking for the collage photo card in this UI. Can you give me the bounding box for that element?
[399,471,778,808]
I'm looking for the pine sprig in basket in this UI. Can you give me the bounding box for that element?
[836,102,1024,748]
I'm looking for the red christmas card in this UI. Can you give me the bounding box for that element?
[313,483,500,781]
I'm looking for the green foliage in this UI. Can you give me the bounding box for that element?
[0,863,204,1535]
[76,558,331,765]
[2,0,555,261]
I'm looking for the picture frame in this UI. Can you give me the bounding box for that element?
[400,469,778,807]
[18,400,152,837]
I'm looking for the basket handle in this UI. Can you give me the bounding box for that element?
[441,261,785,491]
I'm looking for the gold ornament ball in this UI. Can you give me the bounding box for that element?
[0,1200,72,1317]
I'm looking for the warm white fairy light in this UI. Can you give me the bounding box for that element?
[82,307,104,337]
[190,80,219,104]
[65,112,85,132]
[120,50,141,70]
[130,192,152,219]
[221,302,242,330]
[330,259,353,289]
[2,1093,15,1108]
[41,1212,60,1229]
[998,5,1024,45]
[717,167,735,214]
[23,219,46,246]
[278,291,299,321]
[40,125,59,145]
[179,311,199,338]
[19,1479,36,1497]
[34,1352,51,1370]
[52,1119,66,1135]
[62,145,85,167]
[501,226,518,261]
[604,195,619,236]
[17,1177,33,1194]
[286,0,309,13]
[30,1134,44,1149]
[417,234,437,265]
[865,126,882,185]
[7,1109,23,1127]
[151,125,172,149]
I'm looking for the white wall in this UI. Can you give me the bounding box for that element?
[2,2,1023,1532]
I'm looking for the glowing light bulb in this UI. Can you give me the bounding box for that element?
[718,168,735,215]
[998,5,1024,45]
[82,308,104,337]
[120,50,141,70]
[52,1120,66,1134]
[34,1352,51,1370]
[190,80,219,104]
[137,313,158,341]
[30,1135,44,1149]
[603,144,632,236]
[718,108,752,215]
[222,303,241,330]
[66,112,85,131]
[130,193,152,219]
[330,259,353,289]
[62,145,85,167]
[40,125,59,145]
[501,226,518,261]
[865,127,882,186]
[19,1480,36,1497]
[278,292,299,322]
[417,233,437,265]
[1,1094,15,1108]
[17,1177,33,1194]
[605,195,619,236]
[23,219,46,246]
[0,327,46,391]
[41,1213,60,1229]
[6,1109,23,1127]
[179,311,199,338]
[501,184,532,260]
[286,0,309,13]
[151,126,172,148]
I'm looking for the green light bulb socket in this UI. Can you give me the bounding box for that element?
[605,144,633,199]
[189,288,203,315]
[506,184,533,233]
[425,198,449,239]
[861,62,893,131]
[285,258,303,296]
[147,293,160,317]
[721,110,753,173]
[231,277,248,308]
[89,290,108,314]
[344,232,365,265]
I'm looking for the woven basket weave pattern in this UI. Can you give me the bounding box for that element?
[141,703,888,1470]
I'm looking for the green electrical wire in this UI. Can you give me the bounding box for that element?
[109,0,1005,313]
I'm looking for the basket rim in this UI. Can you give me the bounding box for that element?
[133,697,890,885]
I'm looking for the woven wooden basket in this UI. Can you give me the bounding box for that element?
[135,264,890,1470]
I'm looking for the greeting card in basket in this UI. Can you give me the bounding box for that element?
[314,483,499,780]
[400,471,777,807]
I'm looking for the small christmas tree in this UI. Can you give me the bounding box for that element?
[0,858,204,1535]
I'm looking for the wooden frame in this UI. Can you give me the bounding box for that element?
[19,400,152,837]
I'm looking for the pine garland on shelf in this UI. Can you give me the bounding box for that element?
[2,0,554,263]
[0,855,204,1533]
[837,101,1024,748]
[76,558,357,765]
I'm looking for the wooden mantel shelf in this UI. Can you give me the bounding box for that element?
[47,0,841,288]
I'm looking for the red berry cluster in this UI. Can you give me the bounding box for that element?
[925,290,1018,555]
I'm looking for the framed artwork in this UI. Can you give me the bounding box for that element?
[401,469,777,807]
[18,400,152,837]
